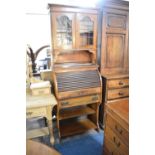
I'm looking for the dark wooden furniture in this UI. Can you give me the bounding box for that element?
[100,0,129,75]
[48,4,101,138]
[26,140,60,155]
[103,98,129,155]
[99,0,129,128]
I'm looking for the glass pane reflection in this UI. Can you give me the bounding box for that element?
[80,16,94,47]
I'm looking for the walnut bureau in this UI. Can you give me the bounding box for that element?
[103,74,129,102]
[48,4,102,139]
[26,89,57,144]
[99,0,129,128]
[104,98,129,155]
[99,73,129,127]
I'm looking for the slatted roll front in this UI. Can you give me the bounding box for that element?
[56,70,101,92]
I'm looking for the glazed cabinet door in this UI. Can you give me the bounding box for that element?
[101,9,129,75]
[51,12,75,50]
[76,13,97,50]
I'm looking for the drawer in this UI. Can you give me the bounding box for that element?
[60,94,101,108]
[107,88,129,100]
[107,78,129,89]
[31,87,51,96]
[106,113,129,146]
[104,136,117,155]
[105,126,128,155]
[26,107,47,118]
[104,137,127,155]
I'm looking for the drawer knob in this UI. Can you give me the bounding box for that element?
[113,137,121,147]
[61,101,69,105]
[118,92,124,96]
[119,81,124,85]
[115,125,123,134]
[92,95,98,101]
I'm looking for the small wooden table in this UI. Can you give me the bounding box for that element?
[26,140,60,155]
[26,89,57,144]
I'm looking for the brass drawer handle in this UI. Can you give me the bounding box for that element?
[26,112,33,116]
[61,101,69,105]
[92,95,98,101]
[113,137,121,147]
[118,92,124,96]
[119,81,124,85]
[115,125,123,134]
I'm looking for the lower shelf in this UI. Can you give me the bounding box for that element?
[60,119,97,137]
[26,127,49,139]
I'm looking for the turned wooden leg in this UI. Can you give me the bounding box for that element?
[46,105,55,145]
[47,119,55,145]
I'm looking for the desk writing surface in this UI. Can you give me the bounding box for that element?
[26,91,57,108]
[106,98,129,126]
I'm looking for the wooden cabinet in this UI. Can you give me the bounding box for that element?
[99,0,129,129]
[49,4,98,53]
[100,1,129,75]
[104,98,129,155]
[99,73,129,127]
[48,5,101,138]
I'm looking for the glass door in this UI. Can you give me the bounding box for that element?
[76,13,97,49]
[52,13,75,49]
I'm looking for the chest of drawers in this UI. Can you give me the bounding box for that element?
[104,98,129,155]
[105,74,129,101]
[99,74,129,127]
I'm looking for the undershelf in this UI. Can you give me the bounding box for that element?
[59,106,95,120]
[26,127,49,139]
[60,119,97,137]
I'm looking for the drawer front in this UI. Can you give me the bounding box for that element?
[104,137,127,155]
[107,78,129,89]
[26,108,47,118]
[60,94,101,108]
[31,87,51,96]
[105,126,128,155]
[104,137,117,155]
[106,113,129,146]
[107,88,129,100]
[58,87,101,100]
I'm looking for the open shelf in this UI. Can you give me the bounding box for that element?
[26,127,49,139]
[59,106,95,120]
[60,119,97,137]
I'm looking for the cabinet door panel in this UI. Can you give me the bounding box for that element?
[107,14,126,30]
[102,33,125,74]
[76,13,97,49]
[52,12,75,49]
[106,34,125,68]
[101,10,128,75]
